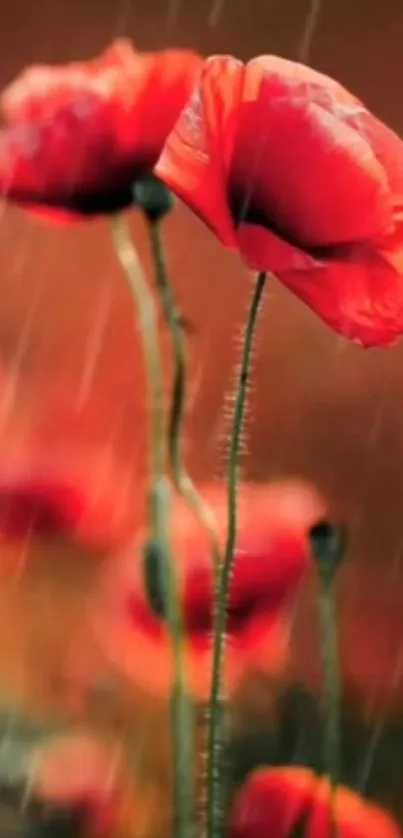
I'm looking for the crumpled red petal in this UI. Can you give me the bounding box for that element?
[236,222,403,347]
[156,53,403,348]
[229,767,401,838]
[0,39,202,220]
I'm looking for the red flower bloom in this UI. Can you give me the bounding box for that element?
[229,767,400,838]
[0,452,137,555]
[0,40,201,221]
[0,450,145,720]
[92,480,325,701]
[156,55,403,347]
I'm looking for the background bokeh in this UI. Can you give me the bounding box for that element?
[1,0,403,714]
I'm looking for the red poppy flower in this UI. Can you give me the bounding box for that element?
[156,55,403,347]
[92,479,325,702]
[0,452,137,557]
[0,449,146,720]
[0,39,201,221]
[229,767,400,838]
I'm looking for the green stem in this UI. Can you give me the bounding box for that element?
[148,220,186,482]
[317,572,341,838]
[152,479,195,838]
[310,522,345,838]
[110,215,165,487]
[110,215,194,838]
[317,569,342,788]
[148,219,221,566]
[207,271,267,838]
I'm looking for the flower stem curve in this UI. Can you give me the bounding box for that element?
[110,214,194,838]
[148,218,221,567]
[207,270,267,838]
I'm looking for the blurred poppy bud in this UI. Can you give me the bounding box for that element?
[309,521,347,582]
[133,175,174,222]
[143,537,167,619]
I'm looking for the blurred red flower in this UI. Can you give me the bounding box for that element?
[0,449,145,720]
[229,767,400,838]
[93,479,325,702]
[0,39,201,221]
[31,733,134,838]
[0,451,138,555]
[156,55,403,348]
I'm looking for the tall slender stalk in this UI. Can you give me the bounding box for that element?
[110,215,165,488]
[110,215,194,838]
[310,522,346,837]
[317,573,341,785]
[207,271,268,838]
[145,211,222,834]
[148,482,195,838]
[148,217,221,566]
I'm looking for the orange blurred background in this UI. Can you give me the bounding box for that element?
[0,0,403,718]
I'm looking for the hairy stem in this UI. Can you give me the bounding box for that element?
[207,271,267,838]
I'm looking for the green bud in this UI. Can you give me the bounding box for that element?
[133,174,174,222]
[143,537,167,619]
[309,520,347,581]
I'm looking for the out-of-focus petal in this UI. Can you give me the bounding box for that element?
[30,734,134,838]
[0,40,202,220]
[229,767,401,838]
[93,480,325,702]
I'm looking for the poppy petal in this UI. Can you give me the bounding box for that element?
[229,768,401,838]
[268,239,403,347]
[157,52,403,347]
[0,454,137,552]
[0,41,202,219]
[157,54,393,249]
[156,55,245,247]
[92,480,325,701]
[231,61,393,247]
